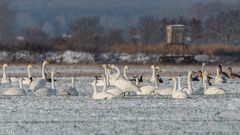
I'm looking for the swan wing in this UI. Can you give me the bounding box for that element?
[155,88,173,96]
[1,87,27,96]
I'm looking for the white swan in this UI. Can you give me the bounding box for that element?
[34,71,57,96]
[154,74,173,96]
[92,77,115,100]
[136,65,158,96]
[95,64,111,86]
[123,65,129,80]
[58,76,79,96]
[109,64,140,94]
[102,75,123,97]
[30,60,49,91]
[214,66,225,84]
[179,71,193,95]
[172,77,187,99]
[150,65,157,83]
[1,78,27,96]
[22,64,33,85]
[204,72,225,95]
[1,64,11,84]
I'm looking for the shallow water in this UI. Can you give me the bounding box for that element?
[0,65,240,135]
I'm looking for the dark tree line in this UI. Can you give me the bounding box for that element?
[1,0,240,53]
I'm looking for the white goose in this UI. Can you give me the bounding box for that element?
[172,77,187,99]
[109,64,140,94]
[92,77,115,100]
[214,67,225,84]
[179,71,193,95]
[58,76,79,96]
[1,64,11,84]
[1,78,27,96]
[22,64,33,85]
[34,71,57,96]
[30,60,49,91]
[204,72,225,95]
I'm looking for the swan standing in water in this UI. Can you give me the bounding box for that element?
[30,60,49,91]
[92,76,115,100]
[1,64,11,84]
[1,78,27,96]
[58,76,79,96]
[227,66,240,80]
[204,72,225,95]
[22,64,33,85]
[179,71,193,95]
[215,66,226,84]
[34,71,57,96]
[108,64,140,94]
[171,77,187,99]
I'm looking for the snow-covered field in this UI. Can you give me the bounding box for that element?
[0,65,240,135]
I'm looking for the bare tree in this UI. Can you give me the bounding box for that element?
[23,27,51,52]
[106,28,125,46]
[70,16,104,52]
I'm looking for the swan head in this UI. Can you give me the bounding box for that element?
[124,65,129,70]
[3,64,8,68]
[108,64,116,69]
[43,60,49,65]
[155,66,160,71]
[202,63,206,67]
[171,77,177,82]
[178,73,182,77]
[28,64,33,69]
[188,70,193,75]
[150,65,155,69]
[101,64,108,68]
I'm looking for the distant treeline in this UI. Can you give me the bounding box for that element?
[0,0,240,55]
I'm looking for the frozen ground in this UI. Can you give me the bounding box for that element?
[0,65,240,135]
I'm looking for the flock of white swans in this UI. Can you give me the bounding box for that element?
[0,60,239,99]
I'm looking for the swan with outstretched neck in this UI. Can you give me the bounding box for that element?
[1,64,11,84]
[58,76,79,96]
[179,71,193,95]
[92,76,116,100]
[204,72,225,95]
[215,66,225,84]
[172,77,187,99]
[22,64,33,85]
[108,64,140,94]
[136,65,158,95]
[1,78,27,96]
[30,60,49,91]
[34,70,57,96]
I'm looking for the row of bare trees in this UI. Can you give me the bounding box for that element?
[1,0,240,53]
